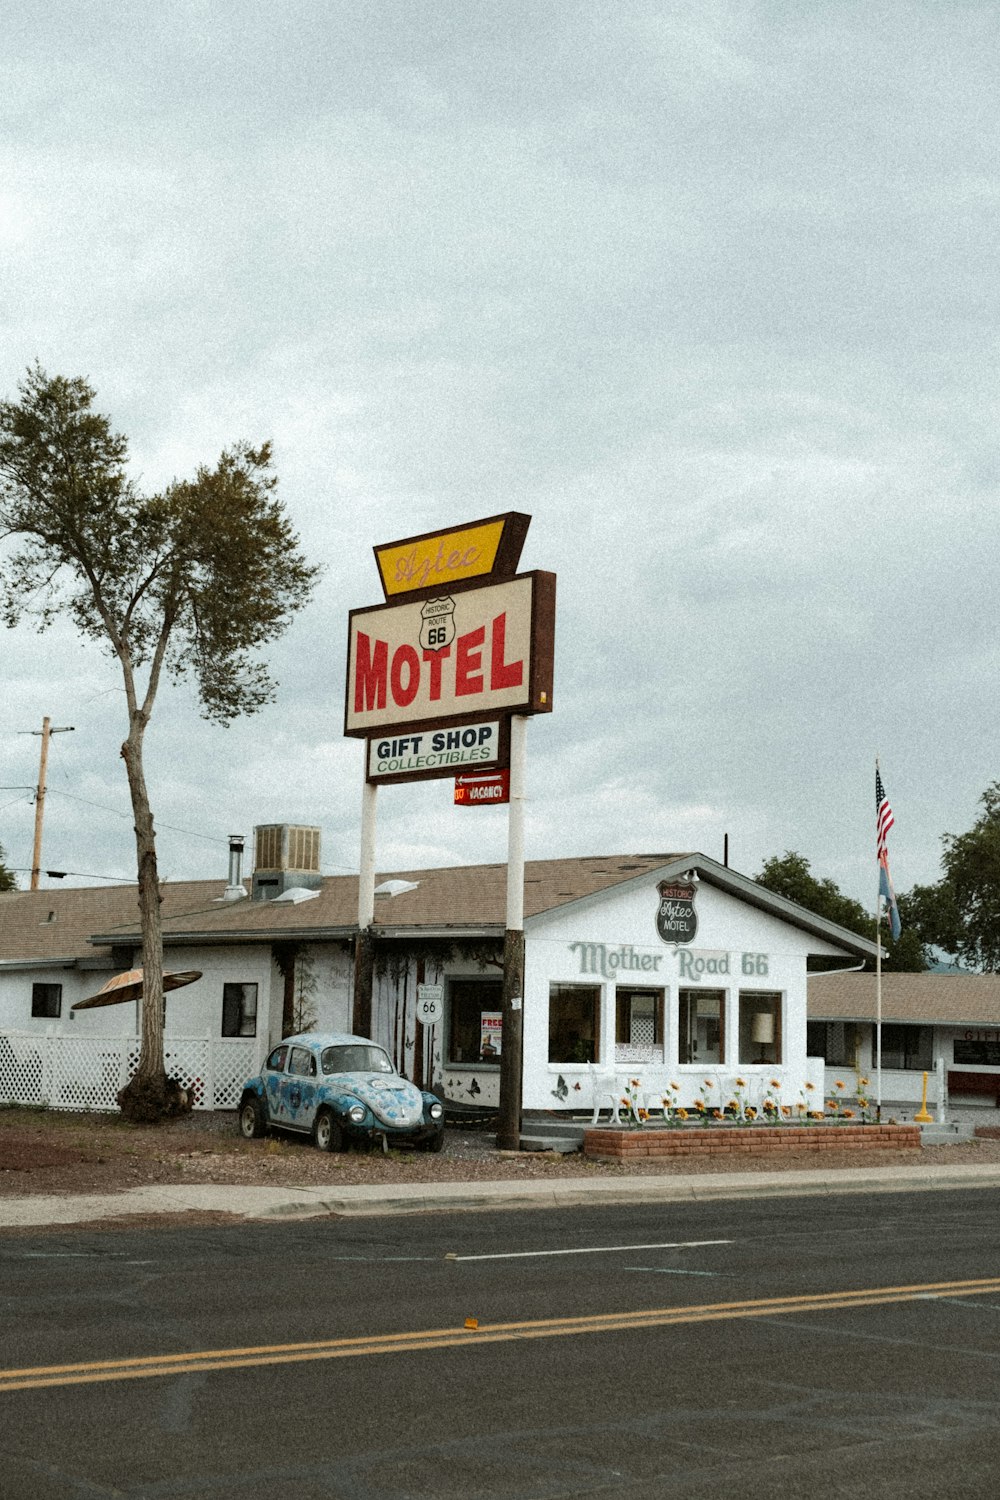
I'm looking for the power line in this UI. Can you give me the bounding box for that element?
[39,788,359,872]
[5,787,360,877]
[0,794,34,814]
[45,788,228,846]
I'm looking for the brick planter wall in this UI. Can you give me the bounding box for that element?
[582,1123,921,1161]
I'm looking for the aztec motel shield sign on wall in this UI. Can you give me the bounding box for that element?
[655,879,699,945]
[345,571,555,740]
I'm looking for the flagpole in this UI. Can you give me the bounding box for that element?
[875,868,883,1121]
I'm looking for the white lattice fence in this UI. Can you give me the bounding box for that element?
[0,1032,257,1112]
[0,1034,46,1105]
[163,1040,211,1108]
[210,1041,257,1109]
[51,1037,124,1111]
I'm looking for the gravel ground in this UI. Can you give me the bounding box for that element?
[3,1105,1000,1198]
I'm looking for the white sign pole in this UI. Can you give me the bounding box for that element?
[353,769,378,1036]
[358,774,377,929]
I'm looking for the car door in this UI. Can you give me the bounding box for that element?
[279,1044,319,1132]
[262,1044,289,1124]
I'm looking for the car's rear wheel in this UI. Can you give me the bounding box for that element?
[238,1095,267,1140]
[314,1109,343,1153]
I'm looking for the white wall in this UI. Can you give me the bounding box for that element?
[0,966,105,1033]
[294,944,353,1035]
[820,1024,1000,1108]
[0,944,281,1066]
[520,876,851,1114]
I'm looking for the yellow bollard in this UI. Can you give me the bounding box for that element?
[913,1070,934,1124]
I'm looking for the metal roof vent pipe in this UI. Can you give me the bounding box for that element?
[222,834,247,902]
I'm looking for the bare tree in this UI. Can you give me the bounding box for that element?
[0,366,319,1119]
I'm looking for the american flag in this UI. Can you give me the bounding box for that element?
[876,766,895,860]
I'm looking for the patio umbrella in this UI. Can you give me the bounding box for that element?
[72,968,203,1010]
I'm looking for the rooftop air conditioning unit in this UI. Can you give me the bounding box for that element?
[252,824,322,901]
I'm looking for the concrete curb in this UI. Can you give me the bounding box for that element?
[3,1163,1000,1228]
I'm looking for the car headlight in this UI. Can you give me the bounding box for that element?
[428,1101,444,1120]
[347,1104,366,1124]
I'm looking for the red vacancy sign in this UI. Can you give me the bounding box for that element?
[454,769,510,806]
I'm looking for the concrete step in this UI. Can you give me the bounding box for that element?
[519,1133,582,1154]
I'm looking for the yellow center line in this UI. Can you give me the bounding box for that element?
[3,1276,998,1394]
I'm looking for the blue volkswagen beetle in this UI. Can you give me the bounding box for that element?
[237,1032,445,1152]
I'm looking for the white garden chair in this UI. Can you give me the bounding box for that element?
[589,1063,622,1125]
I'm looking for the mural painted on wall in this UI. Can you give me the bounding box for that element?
[372,949,445,1095]
[364,939,504,1106]
[445,1071,500,1108]
[550,1074,585,1103]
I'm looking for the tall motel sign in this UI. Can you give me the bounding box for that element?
[343,513,556,1148]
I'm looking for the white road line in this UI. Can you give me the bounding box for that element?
[621,1266,720,1276]
[446,1239,731,1262]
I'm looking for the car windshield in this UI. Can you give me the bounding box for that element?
[321,1044,395,1076]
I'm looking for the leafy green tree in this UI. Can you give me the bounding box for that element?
[754,851,927,971]
[911,783,1000,971]
[0,366,319,1119]
[896,880,964,962]
[0,842,16,892]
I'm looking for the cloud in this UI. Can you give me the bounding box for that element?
[2,2,998,908]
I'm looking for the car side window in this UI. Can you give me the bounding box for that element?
[288,1046,317,1077]
[267,1045,288,1072]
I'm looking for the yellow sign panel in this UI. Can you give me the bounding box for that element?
[375,516,519,597]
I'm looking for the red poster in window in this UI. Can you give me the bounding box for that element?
[454,769,510,806]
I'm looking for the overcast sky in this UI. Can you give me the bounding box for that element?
[2,1,998,910]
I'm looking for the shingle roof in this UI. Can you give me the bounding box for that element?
[0,850,880,964]
[809,972,1000,1026]
[0,882,215,964]
[0,855,685,958]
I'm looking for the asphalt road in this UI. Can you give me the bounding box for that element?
[2,1188,1000,1498]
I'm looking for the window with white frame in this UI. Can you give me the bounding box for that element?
[31,982,62,1019]
[615,988,664,1063]
[222,982,258,1037]
[678,988,724,1065]
[549,983,600,1065]
[806,1020,854,1068]
[880,1024,931,1071]
[447,979,503,1065]
[738,991,782,1065]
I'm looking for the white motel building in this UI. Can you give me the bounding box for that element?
[0,829,883,1119]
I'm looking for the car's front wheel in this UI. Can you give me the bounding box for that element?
[418,1129,445,1153]
[238,1094,267,1140]
[314,1109,343,1153]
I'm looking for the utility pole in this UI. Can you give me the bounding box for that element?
[28,717,75,890]
[497,715,528,1152]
